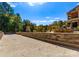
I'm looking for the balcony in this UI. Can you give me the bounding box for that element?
[68,18,79,22]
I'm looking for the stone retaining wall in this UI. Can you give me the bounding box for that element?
[16,32,79,48]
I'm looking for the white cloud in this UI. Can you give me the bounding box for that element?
[45,16,50,19]
[7,2,16,7]
[31,17,64,25]
[45,17,60,20]
[32,20,47,23]
[31,17,62,24]
[27,2,47,6]
[32,19,56,23]
[54,17,60,20]
[77,3,79,5]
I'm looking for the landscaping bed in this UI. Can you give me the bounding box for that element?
[16,32,79,48]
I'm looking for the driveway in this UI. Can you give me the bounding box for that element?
[0,34,79,57]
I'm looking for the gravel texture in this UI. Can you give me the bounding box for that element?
[0,34,79,57]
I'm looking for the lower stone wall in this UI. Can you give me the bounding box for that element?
[16,32,79,48]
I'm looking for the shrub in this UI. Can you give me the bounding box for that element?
[54,28,73,33]
[76,26,79,31]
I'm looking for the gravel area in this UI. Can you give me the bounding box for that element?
[0,34,79,57]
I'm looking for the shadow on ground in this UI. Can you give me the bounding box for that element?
[23,36,79,52]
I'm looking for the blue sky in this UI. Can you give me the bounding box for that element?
[8,2,79,25]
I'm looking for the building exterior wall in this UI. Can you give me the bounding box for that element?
[67,6,79,30]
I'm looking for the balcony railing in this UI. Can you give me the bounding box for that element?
[68,18,79,22]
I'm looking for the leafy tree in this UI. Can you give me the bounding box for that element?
[0,14,23,32]
[15,13,23,32]
[44,25,48,32]
[30,23,36,32]
[0,14,9,32]
[37,25,44,32]
[0,2,14,14]
[23,19,31,32]
[52,21,58,26]
[0,2,15,32]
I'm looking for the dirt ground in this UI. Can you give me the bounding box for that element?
[0,34,79,57]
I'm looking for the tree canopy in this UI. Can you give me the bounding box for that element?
[0,2,67,33]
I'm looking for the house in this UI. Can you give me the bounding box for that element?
[67,5,79,30]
